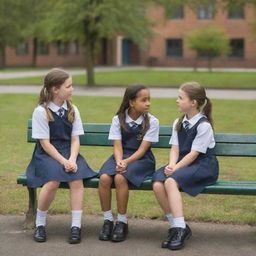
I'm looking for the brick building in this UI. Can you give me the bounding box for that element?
[5,1,256,68]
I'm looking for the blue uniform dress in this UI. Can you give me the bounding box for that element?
[26,109,97,188]
[98,123,156,188]
[152,117,219,196]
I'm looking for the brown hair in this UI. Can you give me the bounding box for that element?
[117,85,150,138]
[175,82,213,131]
[38,68,75,122]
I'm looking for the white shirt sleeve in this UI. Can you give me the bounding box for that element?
[169,119,179,145]
[143,117,159,143]
[108,116,121,140]
[71,105,84,136]
[191,122,215,153]
[32,106,49,139]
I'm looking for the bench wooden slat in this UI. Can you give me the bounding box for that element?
[27,131,256,157]
[17,174,256,195]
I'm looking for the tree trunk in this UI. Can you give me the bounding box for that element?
[0,43,6,69]
[32,38,38,67]
[85,40,95,87]
[194,54,198,72]
[208,57,212,72]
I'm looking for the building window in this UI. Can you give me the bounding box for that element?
[57,41,68,55]
[166,39,183,58]
[70,40,79,55]
[198,4,214,19]
[228,5,245,19]
[37,42,49,55]
[229,39,244,58]
[16,42,29,55]
[168,5,184,19]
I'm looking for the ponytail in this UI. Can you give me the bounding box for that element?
[39,87,54,121]
[66,100,75,123]
[175,114,185,132]
[202,96,214,128]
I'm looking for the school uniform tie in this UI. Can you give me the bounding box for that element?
[183,120,190,132]
[58,107,65,118]
[130,121,139,131]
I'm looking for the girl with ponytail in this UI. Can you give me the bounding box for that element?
[152,82,219,250]
[98,85,159,242]
[26,68,97,244]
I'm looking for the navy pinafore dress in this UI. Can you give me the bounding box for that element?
[152,117,219,196]
[26,109,97,188]
[98,123,156,187]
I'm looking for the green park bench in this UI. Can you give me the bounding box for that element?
[17,120,256,228]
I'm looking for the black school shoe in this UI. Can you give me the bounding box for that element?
[34,225,46,242]
[168,224,192,250]
[161,228,175,248]
[99,220,114,241]
[111,221,128,242]
[69,226,81,244]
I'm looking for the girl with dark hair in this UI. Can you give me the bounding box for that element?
[26,68,97,244]
[152,82,219,250]
[98,85,159,242]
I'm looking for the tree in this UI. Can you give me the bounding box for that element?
[22,0,53,67]
[45,0,169,86]
[186,25,230,72]
[0,0,31,68]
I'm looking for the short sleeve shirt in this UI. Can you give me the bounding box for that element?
[32,101,84,139]
[169,113,215,153]
[108,112,159,143]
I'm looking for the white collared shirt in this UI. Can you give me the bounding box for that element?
[108,111,159,143]
[169,113,215,153]
[32,101,84,139]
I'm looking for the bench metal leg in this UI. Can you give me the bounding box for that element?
[23,187,37,230]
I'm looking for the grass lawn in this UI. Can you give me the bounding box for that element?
[0,70,256,88]
[0,94,255,224]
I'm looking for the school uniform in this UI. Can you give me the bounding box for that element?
[99,111,159,187]
[152,113,219,196]
[26,101,97,188]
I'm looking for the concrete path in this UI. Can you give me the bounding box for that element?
[0,66,256,79]
[0,85,255,99]
[0,215,255,256]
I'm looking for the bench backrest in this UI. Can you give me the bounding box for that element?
[27,120,256,157]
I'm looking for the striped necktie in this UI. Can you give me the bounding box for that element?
[183,120,190,132]
[58,107,65,118]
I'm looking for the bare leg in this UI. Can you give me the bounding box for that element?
[114,174,129,214]
[69,179,84,210]
[164,178,183,218]
[98,174,113,211]
[38,181,60,211]
[153,181,172,214]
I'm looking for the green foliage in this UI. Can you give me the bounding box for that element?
[0,0,31,46]
[186,25,230,58]
[46,0,153,48]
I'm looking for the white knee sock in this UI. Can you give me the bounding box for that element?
[172,217,186,228]
[166,213,174,228]
[117,213,127,224]
[71,210,83,228]
[36,209,48,227]
[103,210,114,221]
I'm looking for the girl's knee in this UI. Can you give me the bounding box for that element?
[164,178,178,189]
[99,174,113,187]
[44,181,60,191]
[114,174,127,187]
[153,181,164,191]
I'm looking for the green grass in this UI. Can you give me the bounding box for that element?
[0,94,255,224]
[0,70,256,88]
